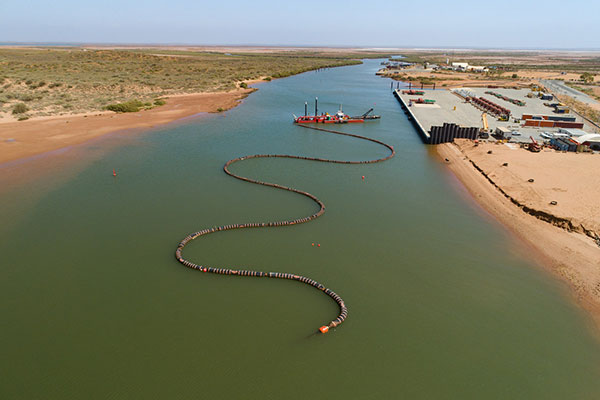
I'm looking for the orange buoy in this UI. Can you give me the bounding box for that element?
[112,169,117,177]
[317,244,320,247]
[312,243,315,246]
[361,175,365,180]
[319,326,329,333]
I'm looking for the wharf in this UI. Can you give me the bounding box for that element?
[394,89,478,144]
[393,87,596,144]
[393,89,430,142]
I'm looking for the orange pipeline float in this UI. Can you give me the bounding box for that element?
[175,124,395,334]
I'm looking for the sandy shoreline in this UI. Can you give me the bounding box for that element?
[0,89,254,165]
[438,140,600,330]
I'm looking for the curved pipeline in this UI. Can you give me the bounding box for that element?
[175,124,395,333]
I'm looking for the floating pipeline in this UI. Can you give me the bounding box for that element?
[175,124,395,334]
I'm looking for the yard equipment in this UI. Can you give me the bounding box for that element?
[528,136,541,152]
[481,112,489,131]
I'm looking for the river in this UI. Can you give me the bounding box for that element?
[1,59,600,399]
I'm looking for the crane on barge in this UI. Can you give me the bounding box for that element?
[293,97,380,124]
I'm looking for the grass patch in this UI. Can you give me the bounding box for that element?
[12,103,29,114]
[104,99,146,113]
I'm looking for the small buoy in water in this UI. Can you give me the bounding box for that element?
[317,244,321,247]
[361,176,365,180]
[312,243,314,246]
[319,326,329,333]
[112,169,117,177]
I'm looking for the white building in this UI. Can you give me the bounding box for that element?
[451,62,469,71]
[466,65,489,72]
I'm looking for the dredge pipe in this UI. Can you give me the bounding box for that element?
[175,124,395,333]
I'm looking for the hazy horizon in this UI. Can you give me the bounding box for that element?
[1,0,599,49]
[1,42,599,52]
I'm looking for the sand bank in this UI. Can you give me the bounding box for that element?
[438,140,600,328]
[0,89,253,165]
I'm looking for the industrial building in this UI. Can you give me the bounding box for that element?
[449,62,489,72]
[574,134,600,150]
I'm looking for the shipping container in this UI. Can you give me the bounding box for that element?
[554,121,584,129]
[524,119,541,127]
[547,115,576,122]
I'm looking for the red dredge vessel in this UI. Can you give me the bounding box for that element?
[294,97,380,124]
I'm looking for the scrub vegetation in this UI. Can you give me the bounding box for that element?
[395,51,600,73]
[556,95,600,124]
[0,47,390,119]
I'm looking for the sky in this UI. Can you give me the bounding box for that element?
[1,0,599,49]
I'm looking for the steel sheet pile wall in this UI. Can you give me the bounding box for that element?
[429,123,479,144]
[468,97,511,118]
[485,91,526,106]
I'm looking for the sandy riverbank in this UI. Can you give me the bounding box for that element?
[438,140,600,329]
[0,89,253,165]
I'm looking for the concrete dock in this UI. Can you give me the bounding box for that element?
[394,87,596,144]
[393,89,430,142]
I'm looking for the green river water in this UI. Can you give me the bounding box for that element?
[1,59,600,399]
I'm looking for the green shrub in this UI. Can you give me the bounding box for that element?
[264,77,271,81]
[240,82,248,89]
[12,103,29,114]
[511,73,518,79]
[18,115,29,121]
[48,82,62,88]
[217,107,224,112]
[104,99,145,113]
[153,99,166,106]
